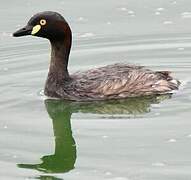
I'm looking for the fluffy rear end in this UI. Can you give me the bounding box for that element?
[152,71,180,93]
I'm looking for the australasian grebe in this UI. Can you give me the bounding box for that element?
[13,11,180,101]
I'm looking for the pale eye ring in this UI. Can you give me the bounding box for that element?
[40,19,46,26]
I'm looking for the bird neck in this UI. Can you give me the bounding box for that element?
[48,32,72,81]
[44,23,72,97]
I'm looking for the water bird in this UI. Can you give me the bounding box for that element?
[13,11,180,101]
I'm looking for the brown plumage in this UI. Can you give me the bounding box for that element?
[13,11,180,101]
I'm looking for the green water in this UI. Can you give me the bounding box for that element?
[1,0,191,179]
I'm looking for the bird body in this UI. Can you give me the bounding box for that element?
[13,11,180,101]
[45,63,179,101]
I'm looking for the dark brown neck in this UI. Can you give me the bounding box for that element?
[48,34,72,80]
[44,29,72,97]
[44,22,72,97]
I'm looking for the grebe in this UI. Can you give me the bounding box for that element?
[13,11,180,101]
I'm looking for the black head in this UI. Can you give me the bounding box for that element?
[13,11,71,40]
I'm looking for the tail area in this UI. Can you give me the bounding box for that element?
[153,71,180,93]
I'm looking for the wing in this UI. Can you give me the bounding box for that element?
[71,64,179,100]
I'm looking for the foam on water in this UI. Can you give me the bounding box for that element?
[181,12,191,19]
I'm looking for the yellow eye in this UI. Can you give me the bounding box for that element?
[40,19,46,26]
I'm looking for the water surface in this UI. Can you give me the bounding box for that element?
[1,0,191,179]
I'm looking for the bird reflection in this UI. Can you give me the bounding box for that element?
[17,94,171,174]
[35,175,63,180]
[18,100,76,173]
